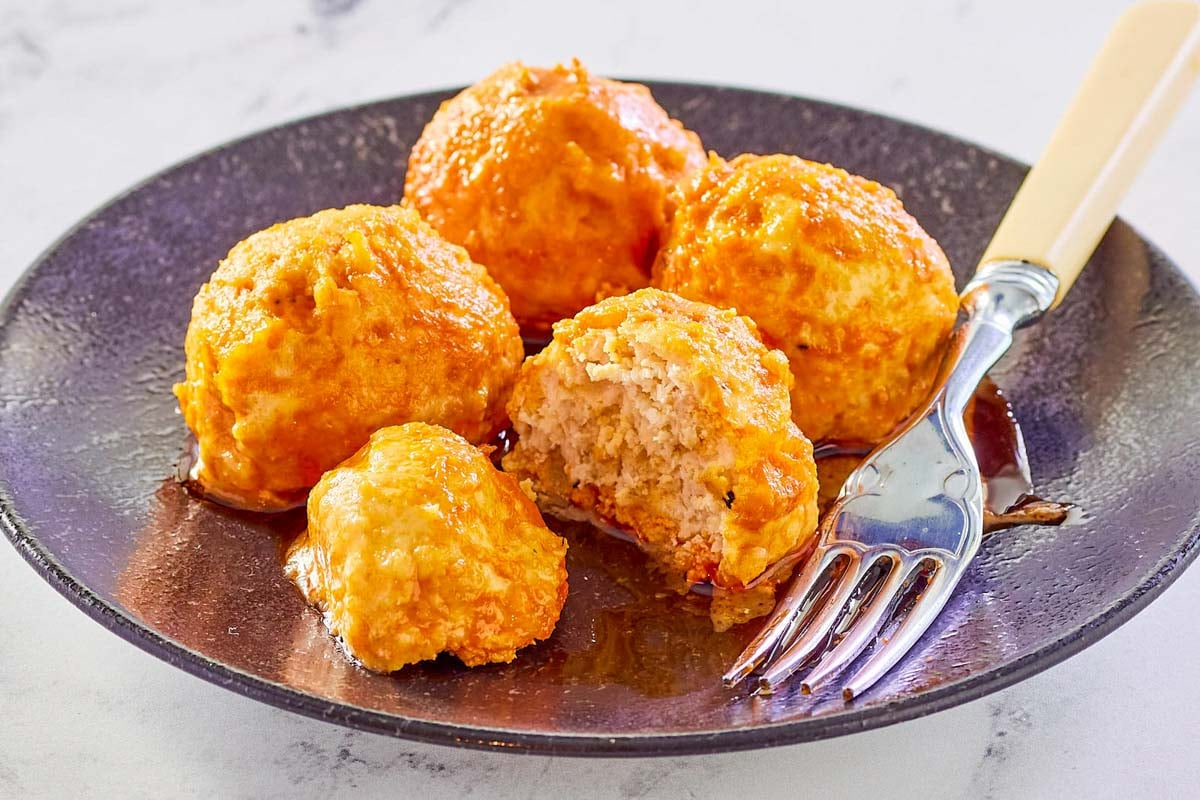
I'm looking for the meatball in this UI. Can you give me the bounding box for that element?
[285,423,568,672]
[174,204,524,511]
[654,154,959,443]
[502,288,819,611]
[403,60,706,333]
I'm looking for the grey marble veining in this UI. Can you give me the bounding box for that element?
[1,0,1198,798]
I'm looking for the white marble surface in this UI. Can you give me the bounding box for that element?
[1,1,1198,797]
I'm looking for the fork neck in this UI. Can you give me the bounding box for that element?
[940,260,1060,414]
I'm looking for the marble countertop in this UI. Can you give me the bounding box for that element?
[2,1,1198,797]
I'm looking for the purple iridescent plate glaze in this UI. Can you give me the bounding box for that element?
[1,84,1198,756]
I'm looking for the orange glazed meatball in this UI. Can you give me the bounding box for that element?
[286,423,568,671]
[654,154,959,443]
[174,204,524,511]
[503,288,820,622]
[403,60,706,333]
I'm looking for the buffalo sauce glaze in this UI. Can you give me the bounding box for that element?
[538,518,755,696]
[968,377,1077,532]
[176,436,309,513]
[172,377,1074,690]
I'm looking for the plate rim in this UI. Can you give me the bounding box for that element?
[2,82,1199,757]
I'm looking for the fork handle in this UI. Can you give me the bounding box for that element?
[976,1,1200,307]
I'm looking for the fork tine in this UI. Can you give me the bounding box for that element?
[798,553,909,694]
[841,558,955,701]
[756,550,865,694]
[722,544,848,688]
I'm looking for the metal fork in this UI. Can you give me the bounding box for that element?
[724,0,1200,700]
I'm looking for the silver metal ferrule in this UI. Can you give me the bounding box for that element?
[961,259,1060,329]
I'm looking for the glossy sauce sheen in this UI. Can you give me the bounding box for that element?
[172,375,1073,690]
[969,378,1076,531]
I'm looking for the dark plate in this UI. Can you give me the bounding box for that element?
[2,84,1198,757]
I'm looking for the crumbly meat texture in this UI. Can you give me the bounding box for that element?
[403,60,706,333]
[174,204,524,510]
[285,423,568,671]
[653,153,959,443]
[502,288,819,601]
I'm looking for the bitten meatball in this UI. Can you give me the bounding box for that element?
[502,288,819,618]
[174,204,524,511]
[285,423,568,672]
[654,154,959,443]
[403,60,706,333]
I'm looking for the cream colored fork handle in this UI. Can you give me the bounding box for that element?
[978,1,1200,306]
